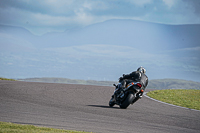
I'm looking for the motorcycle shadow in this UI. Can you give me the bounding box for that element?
[87,105,120,109]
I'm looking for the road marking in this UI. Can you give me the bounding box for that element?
[144,92,200,112]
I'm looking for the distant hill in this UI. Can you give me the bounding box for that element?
[148,79,200,90]
[38,19,200,50]
[1,19,200,82]
[19,77,117,86]
[19,78,200,90]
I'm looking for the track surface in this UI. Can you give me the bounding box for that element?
[0,81,200,133]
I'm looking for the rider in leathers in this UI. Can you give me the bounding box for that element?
[115,66,148,98]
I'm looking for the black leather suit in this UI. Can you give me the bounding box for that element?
[118,71,148,90]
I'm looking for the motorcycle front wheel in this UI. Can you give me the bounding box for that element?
[109,97,115,107]
[120,93,135,109]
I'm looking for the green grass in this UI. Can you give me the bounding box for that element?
[0,121,92,133]
[0,77,16,81]
[147,89,200,110]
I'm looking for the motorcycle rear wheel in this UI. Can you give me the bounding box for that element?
[120,93,135,109]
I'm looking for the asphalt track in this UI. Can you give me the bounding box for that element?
[0,81,200,133]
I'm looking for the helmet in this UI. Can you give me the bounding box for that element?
[137,66,146,74]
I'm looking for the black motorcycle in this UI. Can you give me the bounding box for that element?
[109,81,145,109]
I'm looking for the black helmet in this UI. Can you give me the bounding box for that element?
[137,66,146,74]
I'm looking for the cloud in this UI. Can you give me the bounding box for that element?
[183,0,200,14]
[128,0,153,6]
[162,0,176,8]
[0,0,200,35]
[180,47,200,51]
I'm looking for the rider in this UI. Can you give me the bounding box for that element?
[115,66,148,98]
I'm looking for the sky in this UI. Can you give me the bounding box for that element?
[0,0,200,35]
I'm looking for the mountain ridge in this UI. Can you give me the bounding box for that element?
[38,19,200,50]
[1,19,200,50]
[0,19,200,82]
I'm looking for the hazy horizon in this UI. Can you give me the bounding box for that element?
[1,19,200,82]
[0,1,200,82]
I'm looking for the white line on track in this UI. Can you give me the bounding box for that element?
[144,92,200,112]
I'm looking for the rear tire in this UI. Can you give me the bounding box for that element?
[120,93,135,109]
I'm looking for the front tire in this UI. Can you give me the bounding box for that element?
[109,97,115,107]
[120,93,135,109]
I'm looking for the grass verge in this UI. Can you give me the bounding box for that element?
[0,121,92,133]
[0,77,16,81]
[147,89,200,110]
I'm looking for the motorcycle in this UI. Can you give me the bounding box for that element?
[109,81,145,109]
